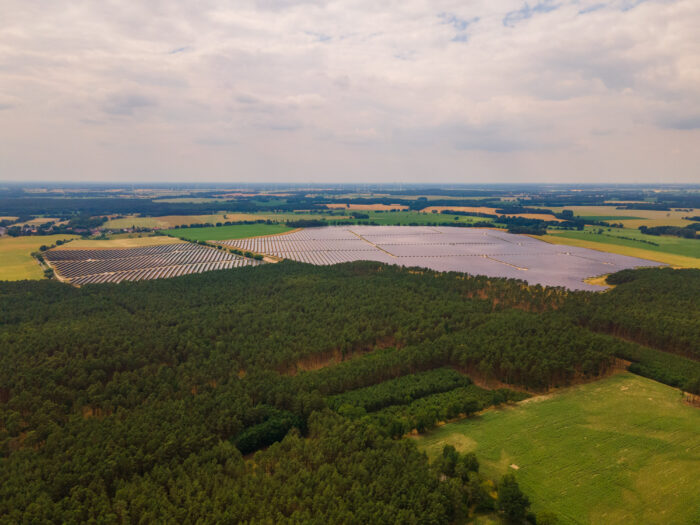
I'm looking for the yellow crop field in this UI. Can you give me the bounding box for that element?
[422,206,563,222]
[105,214,236,229]
[52,236,185,250]
[0,235,79,280]
[543,206,699,228]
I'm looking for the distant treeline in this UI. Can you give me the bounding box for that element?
[638,224,699,239]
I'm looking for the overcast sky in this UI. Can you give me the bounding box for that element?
[1,0,698,184]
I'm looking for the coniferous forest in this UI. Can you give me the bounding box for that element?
[0,262,698,523]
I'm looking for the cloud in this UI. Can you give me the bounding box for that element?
[438,13,479,42]
[503,1,560,27]
[578,3,606,14]
[658,115,700,130]
[0,0,698,183]
[102,94,157,116]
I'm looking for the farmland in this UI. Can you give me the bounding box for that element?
[364,210,492,225]
[52,235,185,249]
[219,226,662,290]
[543,206,699,229]
[421,206,563,222]
[165,223,294,241]
[541,227,700,268]
[104,213,236,229]
[0,234,78,280]
[105,212,351,230]
[415,373,700,525]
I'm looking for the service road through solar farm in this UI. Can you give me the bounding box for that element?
[217,226,663,290]
[45,242,262,285]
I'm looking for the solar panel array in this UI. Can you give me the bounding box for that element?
[45,243,262,285]
[218,226,663,290]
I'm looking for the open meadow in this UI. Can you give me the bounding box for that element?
[0,234,78,280]
[51,235,185,249]
[365,210,492,225]
[165,223,294,241]
[543,206,699,229]
[541,226,700,268]
[415,373,700,525]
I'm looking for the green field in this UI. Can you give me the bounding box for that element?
[0,234,78,280]
[365,210,494,225]
[414,373,700,524]
[164,223,294,241]
[543,206,699,229]
[545,226,700,264]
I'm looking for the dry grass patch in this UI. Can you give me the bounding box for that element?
[0,234,79,280]
[52,236,185,249]
[544,206,700,229]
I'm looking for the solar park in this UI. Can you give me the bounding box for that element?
[45,242,262,285]
[217,226,664,290]
[45,226,663,289]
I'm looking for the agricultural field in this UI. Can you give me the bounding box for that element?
[52,235,185,249]
[12,217,64,227]
[105,212,351,230]
[421,206,563,222]
[364,210,492,225]
[104,213,235,229]
[165,223,294,241]
[45,242,262,285]
[415,373,700,525]
[219,226,662,289]
[0,234,78,280]
[542,226,700,267]
[544,206,700,229]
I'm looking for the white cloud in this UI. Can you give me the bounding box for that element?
[0,0,698,182]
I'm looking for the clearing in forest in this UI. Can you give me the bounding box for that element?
[414,373,700,525]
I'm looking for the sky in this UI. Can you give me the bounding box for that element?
[1,0,699,184]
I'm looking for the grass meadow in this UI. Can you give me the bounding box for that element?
[541,226,700,267]
[414,373,700,525]
[165,223,294,241]
[52,235,185,249]
[0,234,78,280]
[544,206,699,229]
[365,210,491,225]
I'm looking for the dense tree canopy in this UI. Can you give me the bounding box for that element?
[0,261,697,522]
